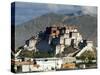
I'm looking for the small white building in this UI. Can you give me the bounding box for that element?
[87,41,93,48]
[24,37,37,51]
[56,44,65,55]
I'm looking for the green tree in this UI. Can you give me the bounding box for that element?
[79,50,96,63]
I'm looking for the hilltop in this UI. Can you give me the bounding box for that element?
[15,13,97,49]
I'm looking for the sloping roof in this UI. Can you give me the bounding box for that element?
[76,46,97,57]
[62,46,80,57]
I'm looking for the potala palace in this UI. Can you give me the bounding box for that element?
[23,24,94,56]
[11,24,97,72]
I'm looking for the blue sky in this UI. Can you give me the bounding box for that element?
[12,2,97,25]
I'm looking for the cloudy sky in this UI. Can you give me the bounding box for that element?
[11,2,97,25]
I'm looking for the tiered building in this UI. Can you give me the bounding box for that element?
[46,24,83,55]
[13,24,96,72]
[22,24,94,56]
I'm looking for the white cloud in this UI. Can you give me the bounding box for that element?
[81,6,97,16]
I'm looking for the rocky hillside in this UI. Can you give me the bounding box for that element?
[15,13,97,49]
